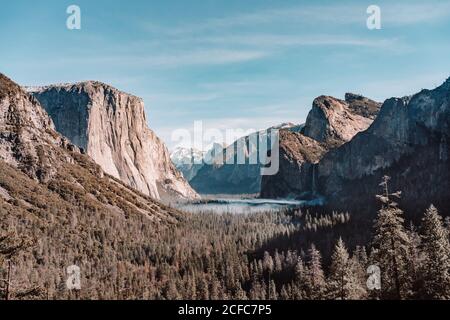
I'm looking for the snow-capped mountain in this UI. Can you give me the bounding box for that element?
[170,147,206,181]
[170,147,205,166]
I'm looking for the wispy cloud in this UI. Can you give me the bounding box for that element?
[25,49,268,69]
[142,5,363,35]
[188,34,398,48]
[143,2,450,36]
[384,2,450,25]
[144,50,268,67]
[144,93,220,103]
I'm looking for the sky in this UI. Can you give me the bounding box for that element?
[1,0,450,150]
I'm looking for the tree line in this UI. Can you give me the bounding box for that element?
[1,176,449,300]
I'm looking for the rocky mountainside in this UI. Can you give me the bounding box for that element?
[0,73,192,299]
[0,74,77,182]
[0,73,182,224]
[261,94,381,198]
[316,79,450,216]
[260,130,327,199]
[190,124,300,195]
[30,82,198,201]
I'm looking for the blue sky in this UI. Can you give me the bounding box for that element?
[1,0,450,149]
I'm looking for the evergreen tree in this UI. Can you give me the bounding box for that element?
[327,238,363,300]
[280,285,290,300]
[406,223,424,297]
[372,176,412,299]
[233,282,248,300]
[293,257,306,299]
[349,255,368,299]
[420,205,450,299]
[268,280,278,300]
[304,244,326,299]
[262,251,274,274]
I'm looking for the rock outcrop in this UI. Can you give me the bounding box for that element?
[30,82,198,201]
[0,74,81,183]
[302,94,381,147]
[261,94,381,199]
[317,79,450,216]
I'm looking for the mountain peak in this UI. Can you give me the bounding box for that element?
[304,93,380,145]
[345,92,366,103]
[26,81,143,102]
[0,73,23,97]
[440,76,450,89]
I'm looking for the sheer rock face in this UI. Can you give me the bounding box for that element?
[260,130,327,199]
[317,79,450,216]
[31,82,198,201]
[0,74,81,182]
[260,94,381,199]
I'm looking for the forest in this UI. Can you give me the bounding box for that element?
[1,176,449,300]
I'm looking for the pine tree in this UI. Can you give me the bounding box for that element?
[262,251,274,274]
[268,280,278,300]
[304,244,326,299]
[280,285,290,300]
[274,250,283,273]
[420,205,450,299]
[327,238,363,300]
[349,255,368,299]
[293,257,306,299]
[406,222,424,297]
[233,282,248,300]
[372,176,412,299]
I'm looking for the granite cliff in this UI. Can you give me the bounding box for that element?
[30,82,198,201]
[0,72,182,224]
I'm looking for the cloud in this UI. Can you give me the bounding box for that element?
[26,49,268,69]
[143,5,362,35]
[188,34,398,48]
[383,2,450,25]
[144,93,220,103]
[143,2,450,36]
[143,50,268,67]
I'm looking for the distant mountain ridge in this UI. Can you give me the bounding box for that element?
[189,123,301,195]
